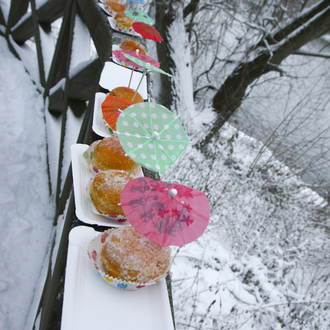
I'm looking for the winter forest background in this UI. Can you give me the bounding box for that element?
[1,0,330,329]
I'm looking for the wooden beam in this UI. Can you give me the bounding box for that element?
[0,6,6,26]
[6,0,29,29]
[11,0,66,44]
[76,0,113,64]
[44,0,75,97]
[48,58,103,113]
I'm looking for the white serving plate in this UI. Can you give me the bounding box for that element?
[98,2,112,16]
[92,92,110,137]
[99,61,148,99]
[108,16,142,37]
[71,143,129,227]
[112,44,144,71]
[61,226,175,330]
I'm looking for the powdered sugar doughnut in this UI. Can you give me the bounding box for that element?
[100,226,171,283]
[90,170,131,217]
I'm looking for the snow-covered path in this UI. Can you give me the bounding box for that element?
[0,37,54,330]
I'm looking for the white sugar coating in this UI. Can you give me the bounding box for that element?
[90,170,131,216]
[101,226,171,283]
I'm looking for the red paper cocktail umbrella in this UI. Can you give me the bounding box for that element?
[120,177,210,247]
[132,22,162,42]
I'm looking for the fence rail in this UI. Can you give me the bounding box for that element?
[1,0,174,329]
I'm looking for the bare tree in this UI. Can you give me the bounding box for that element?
[196,0,330,149]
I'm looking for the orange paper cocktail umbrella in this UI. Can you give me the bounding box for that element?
[101,95,135,133]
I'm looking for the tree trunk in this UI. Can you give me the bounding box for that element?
[197,0,330,150]
[154,0,180,110]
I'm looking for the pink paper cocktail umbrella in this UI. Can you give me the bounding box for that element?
[112,50,160,88]
[120,177,210,247]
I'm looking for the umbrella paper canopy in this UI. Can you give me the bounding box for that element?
[120,177,210,246]
[125,10,155,25]
[122,53,171,76]
[116,102,189,173]
[127,0,145,4]
[101,95,135,133]
[112,50,159,70]
[132,22,162,42]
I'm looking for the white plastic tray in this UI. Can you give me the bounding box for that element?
[71,143,129,227]
[92,92,110,138]
[61,226,175,330]
[99,61,148,99]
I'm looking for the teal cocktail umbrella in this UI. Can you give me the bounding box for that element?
[124,10,155,25]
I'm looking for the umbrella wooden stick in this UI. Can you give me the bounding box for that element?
[128,68,134,88]
[131,71,146,101]
[126,163,139,178]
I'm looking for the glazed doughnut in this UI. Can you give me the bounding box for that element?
[119,39,147,55]
[90,170,131,217]
[105,0,126,13]
[100,226,171,283]
[92,136,136,172]
[110,86,144,103]
[114,12,134,29]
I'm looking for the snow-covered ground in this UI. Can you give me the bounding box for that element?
[1,1,330,329]
[0,37,55,330]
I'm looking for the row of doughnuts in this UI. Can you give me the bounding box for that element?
[87,5,172,288]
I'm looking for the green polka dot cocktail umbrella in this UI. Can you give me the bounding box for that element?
[116,102,189,174]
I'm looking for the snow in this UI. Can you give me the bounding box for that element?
[1,1,330,329]
[0,37,54,330]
